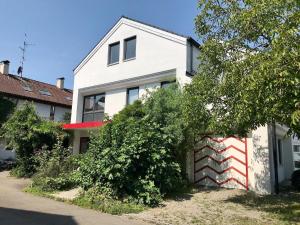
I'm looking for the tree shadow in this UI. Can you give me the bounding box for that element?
[0,207,78,225]
[224,190,300,223]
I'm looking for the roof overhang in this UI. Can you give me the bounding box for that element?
[63,121,107,130]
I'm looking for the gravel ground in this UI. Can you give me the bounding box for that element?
[127,187,299,225]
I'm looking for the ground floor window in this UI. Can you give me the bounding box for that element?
[79,137,90,154]
[161,80,176,89]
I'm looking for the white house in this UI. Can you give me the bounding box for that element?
[64,16,294,194]
[0,60,73,159]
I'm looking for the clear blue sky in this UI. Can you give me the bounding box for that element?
[0,0,199,89]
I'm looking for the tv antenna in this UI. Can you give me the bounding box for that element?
[18,33,34,78]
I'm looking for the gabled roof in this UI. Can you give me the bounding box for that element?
[74,16,200,73]
[0,73,72,108]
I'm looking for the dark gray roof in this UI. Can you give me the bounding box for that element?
[74,16,200,72]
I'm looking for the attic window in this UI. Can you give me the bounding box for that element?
[65,96,72,101]
[39,89,52,96]
[22,85,32,92]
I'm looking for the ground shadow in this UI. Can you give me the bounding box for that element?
[0,207,78,225]
[224,189,300,224]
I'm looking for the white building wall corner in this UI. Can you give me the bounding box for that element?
[248,125,272,194]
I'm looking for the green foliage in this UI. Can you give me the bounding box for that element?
[2,102,69,177]
[185,0,300,136]
[32,139,79,191]
[75,86,190,206]
[0,96,15,127]
[73,186,146,215]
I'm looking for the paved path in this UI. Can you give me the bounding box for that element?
[0,171,147,225]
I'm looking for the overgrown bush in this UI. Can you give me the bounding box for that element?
[1,102,69,177]
[0,96,15,127]
[32,139,80,191]
[75,85,191,206]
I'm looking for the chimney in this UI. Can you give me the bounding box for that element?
[56,77,65,89]
[0,60,10,74]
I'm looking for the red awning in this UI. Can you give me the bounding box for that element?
[63,121,106,130]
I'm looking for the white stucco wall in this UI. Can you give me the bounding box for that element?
[16,99,70,122]
[71,17,195,123]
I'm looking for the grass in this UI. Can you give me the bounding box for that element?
[24,186,146,215]
[73,192,146,215]
[226,190,300,224]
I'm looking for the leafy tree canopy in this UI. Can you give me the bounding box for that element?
[0,96,15,127]
[184,0,300,136]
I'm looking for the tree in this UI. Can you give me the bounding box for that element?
[2,102,69,177]
[184,0,300,136]
[0,96,15,127]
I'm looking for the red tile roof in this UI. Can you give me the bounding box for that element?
[0,73,72,107]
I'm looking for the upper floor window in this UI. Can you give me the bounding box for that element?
[127,87,139,105]
[108,42,120,65]
[161,80,176,89]
[83,93,105,122]
[50,105,55,121]
[124,36,136,60]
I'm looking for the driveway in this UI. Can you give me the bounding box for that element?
[0,171,147,225]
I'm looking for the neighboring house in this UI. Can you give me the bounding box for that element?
[64,16,294,194]
[292,136,300,170]
[0,60,73,159]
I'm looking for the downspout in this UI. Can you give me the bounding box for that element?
[272,121,279,194]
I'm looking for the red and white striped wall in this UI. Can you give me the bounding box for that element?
[194,135,248,190]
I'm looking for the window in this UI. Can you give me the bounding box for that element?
[80,137,90,154]
[82,93,105,122]
[39,89,52,96]
[50,105,55,121]
[127,87,139,105]
[278,139,282,165]
[294,145,300,152]
[124,36,136,60]
[161,80,176,89]
[108,42,120,65]
[295,161,300,169]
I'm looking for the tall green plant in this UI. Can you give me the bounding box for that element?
[2,102,69,177]
[184,0,300,136]
[76,86,190,206]
[0,96,15,127]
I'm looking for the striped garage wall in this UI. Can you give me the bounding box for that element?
[194,135,248,190]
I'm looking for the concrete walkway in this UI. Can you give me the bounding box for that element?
[0,171,147,225]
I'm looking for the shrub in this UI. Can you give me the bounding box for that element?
[75,85,191,206]
[73,186,146,215]
[32,139,80,191]
[2,102,69,177]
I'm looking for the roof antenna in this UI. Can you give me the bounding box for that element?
[18,33,34,78]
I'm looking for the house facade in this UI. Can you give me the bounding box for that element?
[0,60,73,159]
[65,16,294,194]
